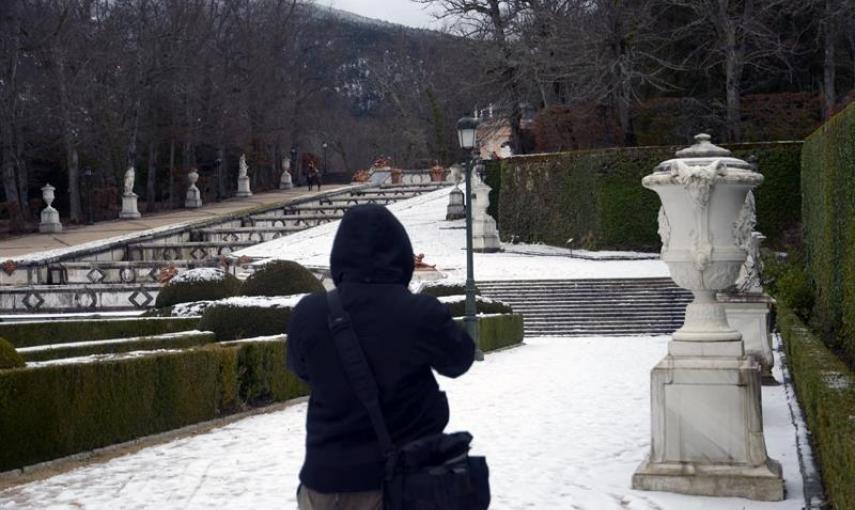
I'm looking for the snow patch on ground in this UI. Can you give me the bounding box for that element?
[235,186,670,281]
[437,295,502,305]
[170,301,215,317]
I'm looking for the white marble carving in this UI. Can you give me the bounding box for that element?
[185,168,202,209]
[39,183,62,233]
[279,158,293,190]
[471,168,500,252]
[632,134,783,501]
[119,165,141,219]
[236,154,252,197]
[446,185,465,220]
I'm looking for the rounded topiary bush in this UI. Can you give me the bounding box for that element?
[0,337,25,369]
[198,296,304,340]
[241,260,324,297]
[155,268,242,308]
[419,283,480,298]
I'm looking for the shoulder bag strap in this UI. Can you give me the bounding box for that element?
[326,289,395,456]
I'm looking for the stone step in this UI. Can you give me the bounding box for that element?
[43,260,224,285]
[322,194,421,204]
[0,283,161,313]
[244,214,343,227]
[479,277,688,337]
[194,226,306,243]
[127,242,256,262]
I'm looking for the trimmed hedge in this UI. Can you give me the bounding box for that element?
[155,270,242,308]
[444,297,513,316]
[497,142,802,251]
[241,260,324,297]
[801,101,855,365]
[467,313,525,352]
[0,339,307,472]
[0,317,201,349]
[19,331,217,363]
[419,284,481,298]
[199,304,293,341]
[0,338,24,369]
[778,306,855,509]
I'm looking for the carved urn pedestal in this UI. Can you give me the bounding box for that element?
[471,170,501,253]
[185,169,203,209]
[39,184,63,233]
[631,134,783,501]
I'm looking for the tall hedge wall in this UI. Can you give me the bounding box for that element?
[778,306,855,510]
[496,142,802,251]
[0,340,306,472]
[801,102,855,365]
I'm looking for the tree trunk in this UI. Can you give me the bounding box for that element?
[54,47,82,222]
[146,142,157,212]
[168,138,176,208]
[1,0,23,229]
[16,141,29,221]
[724,33,744,142]
[1,144,22,230]
[217,146,225,199]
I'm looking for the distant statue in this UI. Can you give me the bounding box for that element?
[414,253,436,270]
[239,154,249,178]
[123,166,135,195]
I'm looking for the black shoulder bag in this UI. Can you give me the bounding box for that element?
[326,289,490,510]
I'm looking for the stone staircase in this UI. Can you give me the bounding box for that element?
[1,183,448,314]
[478,278,692,336]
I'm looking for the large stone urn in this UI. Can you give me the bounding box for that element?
[39,183,62,233]
[631,134,783,500]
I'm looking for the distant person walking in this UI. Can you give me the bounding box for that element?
[306,162,321,192]
[286,204,477,509]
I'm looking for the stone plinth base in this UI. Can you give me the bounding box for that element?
[236,176,252,197]
[279,174,293,189]
[632,458,784,501]
[473,219,501,252]
[633,353,784,501]
[185,187,202,209]
[39,207,62,233]
[446,188,465,220]
[119,193,141,219]
[720,293,775,383]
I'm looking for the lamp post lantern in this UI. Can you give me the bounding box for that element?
[457,116,484,361]
[322,142,328,177]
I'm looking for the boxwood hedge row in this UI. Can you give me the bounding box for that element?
[496,142,802,251]
[778,306,855,510]
[0,317,200,349]
[0,312,522,472]
[801,101,855,365]
[18,331,217,363]
[0,339,306,472]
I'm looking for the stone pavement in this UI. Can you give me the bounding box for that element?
[0,187,345,260]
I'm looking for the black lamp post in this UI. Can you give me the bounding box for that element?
[457,115,484,361]
[215,158,223,202]
[83,168,94,225]
[322,142,328,177]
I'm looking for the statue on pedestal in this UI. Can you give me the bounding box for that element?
[236,154,253,197]
[279,157,293,190]
[119,165,141,219]
[185,168,202,208]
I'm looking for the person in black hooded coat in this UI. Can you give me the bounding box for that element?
[286,204,476,509]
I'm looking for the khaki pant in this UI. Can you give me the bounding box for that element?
[297,485,382,510]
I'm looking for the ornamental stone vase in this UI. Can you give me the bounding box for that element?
[631,134,784,501]
[185,168,203,209]
[39,183,62,233]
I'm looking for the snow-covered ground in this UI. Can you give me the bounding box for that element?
[0,335,806,509]
[235,186,670,281]
[0,186,812,509]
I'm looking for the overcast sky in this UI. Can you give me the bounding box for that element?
[324,0,441,29]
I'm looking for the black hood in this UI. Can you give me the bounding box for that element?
[330,204,414,286]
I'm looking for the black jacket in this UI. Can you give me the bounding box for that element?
[286,204,475,493]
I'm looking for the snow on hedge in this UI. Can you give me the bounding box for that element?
[17,331,210,353]
[169,268,229,284]
[25,349,184,368]
[213,294,308,309]
[437,295,502,305]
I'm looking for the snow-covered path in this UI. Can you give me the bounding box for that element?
[0,336,805,510]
